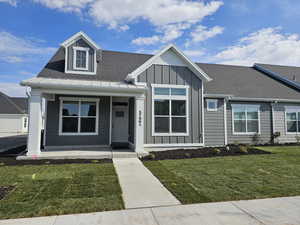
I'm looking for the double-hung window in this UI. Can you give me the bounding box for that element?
[152,85,188,136]
[232,104,260,134]
[285,107,300,133]
[73,47,89,70]
[60,98,99,135]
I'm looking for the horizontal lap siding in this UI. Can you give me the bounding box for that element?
[138,64,203,144]
[273,103,300,143]
[227,102,272,144]
[45,95,110,147]
[204,99,225,146]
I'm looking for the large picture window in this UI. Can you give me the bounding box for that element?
[152,85,188,136]
[285,107,300,133]
[73,47,89,70]
[232,104,260,134]
[59,98,99,135]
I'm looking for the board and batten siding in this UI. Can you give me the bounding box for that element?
[138,64,203,144]
[226,102,272,144]
[273,103,300,143]
[204,99,225,146]
[67,38,95,73]
[45,95,110,147]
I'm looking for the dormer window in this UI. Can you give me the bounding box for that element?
[73,47,89,70]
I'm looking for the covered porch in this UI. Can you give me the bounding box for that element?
[20,78,147,159]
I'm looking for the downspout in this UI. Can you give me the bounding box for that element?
[224,98,228,146]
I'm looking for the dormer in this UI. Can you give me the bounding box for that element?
[61,31,100,75]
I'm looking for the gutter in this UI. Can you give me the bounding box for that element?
[230,96,300,103]
[254,64,300,91]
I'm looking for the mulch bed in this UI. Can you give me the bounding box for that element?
[0,145,27,157]
[142,146,271,161]
[0,186,15,200]
[0,158,112,167]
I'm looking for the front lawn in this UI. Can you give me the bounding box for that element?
[143,146,300,204]
[0,161,124,219]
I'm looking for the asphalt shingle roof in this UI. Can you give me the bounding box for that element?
[0,92,27,114]
[37,48,300,100]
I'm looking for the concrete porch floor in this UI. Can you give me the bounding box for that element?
[17,147,149,160]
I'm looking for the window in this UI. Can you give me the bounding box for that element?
[73,47,89,70]
[232,104,260,134]
[59,98,99,135]
[207,99,218,111]
[285,107,300,133]
[152,85,188,136]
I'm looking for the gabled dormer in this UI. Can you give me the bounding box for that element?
[61,31,100,75]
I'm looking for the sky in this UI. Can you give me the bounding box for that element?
[1,0,300,96]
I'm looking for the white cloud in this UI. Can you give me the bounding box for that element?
[0,31,56,64]
[32,0,93,13]
[183,50,204,57]
[213,27,300,66]
[0,0,17,6]
[0,82,27,97]
[185,25,224,47]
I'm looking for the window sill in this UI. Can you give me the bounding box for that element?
[233,132,260,135]
[59,132,98,136]
[152,133,189,137]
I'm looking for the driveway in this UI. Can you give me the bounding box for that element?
[0,135,27,153]
[1,196,299,225]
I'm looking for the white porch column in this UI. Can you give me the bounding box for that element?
[134,95,145,152]
[27,89,43,156]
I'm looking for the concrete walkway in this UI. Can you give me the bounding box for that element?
[113,158,180,209]
[1,196,300,225]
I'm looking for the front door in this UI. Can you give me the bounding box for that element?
[112,101,129,143]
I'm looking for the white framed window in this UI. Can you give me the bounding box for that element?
[285,106,300,133]
[232,104,260,135]
[152,84,189,136]
[59,97,99,136]
[207,99,218,111]
[73,47,89,70]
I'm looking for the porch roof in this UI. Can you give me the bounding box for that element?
[21,77,147,94]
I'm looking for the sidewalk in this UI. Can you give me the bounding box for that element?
[1,196,299,225]
[113,158,180,208]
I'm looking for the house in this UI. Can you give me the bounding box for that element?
[20,31,300,157]
[0,92,28,137]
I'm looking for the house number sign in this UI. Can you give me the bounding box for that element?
[138,110,142,126]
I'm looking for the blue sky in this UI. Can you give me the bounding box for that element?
[1,0,300,96]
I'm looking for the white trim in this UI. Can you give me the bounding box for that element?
[61,31,100,50]
[224,99,227,145]
[206,99,218,111]
[151,84,189,136]
[44,145,108,151]
[43,100,48,147]
[58,97,100,136]
[144,143,204,148]
[201,83,205,145]
[73,47,89,71]
[284,106,300,134]
[126,44,212,83]
[232,104,261,135]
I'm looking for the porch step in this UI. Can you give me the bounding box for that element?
[111,142,130,149]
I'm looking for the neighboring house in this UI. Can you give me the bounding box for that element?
[0,92,28,137]
[21,31,300,157]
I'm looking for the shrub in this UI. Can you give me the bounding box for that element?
[184,153,191,158]
[238,145,248,154]
[211,148,221,155]
[149,153,156,159]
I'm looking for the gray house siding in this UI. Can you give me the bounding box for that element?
[67,38,95,73]
[273,103,300,143]
[204,98,225,146]
[128,97,135,143]
[138,64,203,145]
[227,102,272,144]
[45,95,110,147]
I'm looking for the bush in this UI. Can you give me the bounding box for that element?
[211,148,221,155]
[237,145,248,154]
[184,153,191,158]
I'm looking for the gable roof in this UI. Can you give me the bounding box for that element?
[198,63,300,100]
[61,31,100,50]
[0,92,27,114]
[254,63,300,90]
[126,44,212,83]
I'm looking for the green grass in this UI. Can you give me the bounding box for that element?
[143,146,300,204]
[0,162,124,219]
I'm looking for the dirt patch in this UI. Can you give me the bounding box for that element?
[142,146,271,161]
[0,158,112,167]
[0,186,15,200]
